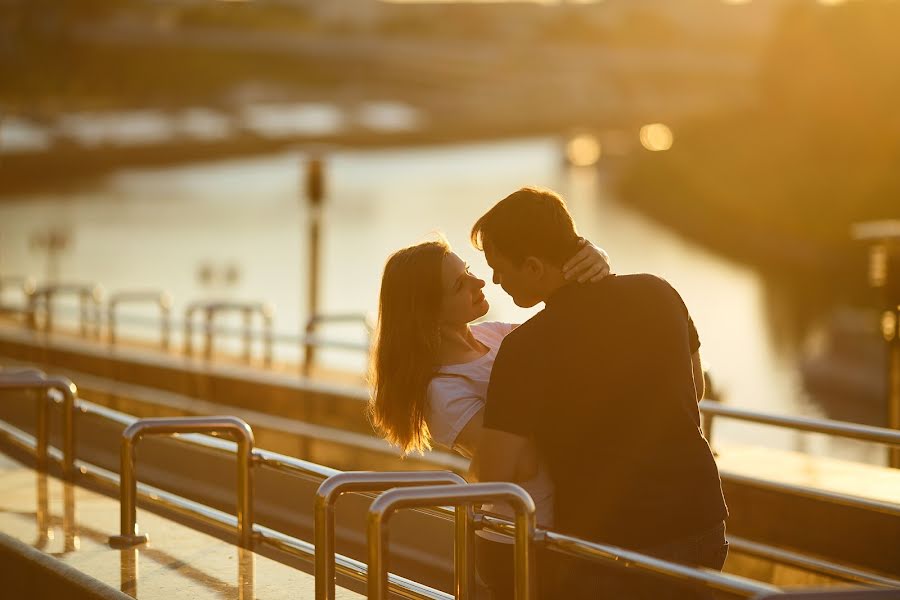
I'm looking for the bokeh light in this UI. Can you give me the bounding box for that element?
[639,123,674,151]
[565,133,602,166]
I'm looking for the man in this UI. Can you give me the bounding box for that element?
[472,187,728,599]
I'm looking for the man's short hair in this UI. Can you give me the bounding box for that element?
[471,186,580,267]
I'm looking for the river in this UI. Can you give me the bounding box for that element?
[0,137,882,464]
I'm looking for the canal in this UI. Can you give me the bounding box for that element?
[0,137,881,464]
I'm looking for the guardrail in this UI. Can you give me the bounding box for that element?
[184,300,275,366]
[108,415,255,549]
[26,283,103,337]
[303,313,372,375]
[107,290,172,349]
[699,400,900,450]
[315,471,469,600]
[0,372,896,598]
[0,371,78,477]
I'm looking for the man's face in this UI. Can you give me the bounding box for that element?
[484,242,542,308]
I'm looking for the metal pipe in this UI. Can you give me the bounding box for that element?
[0,372,78,477]
[107,290,172,350]
[184,300,274,364]
[108,416,255,549]
[727,535,900,588]
[303,312,371,375]
[542,530,778,598]
[1,411,891,598]
[699,400,900,448]
[314,471,468,600]
[368,482,536,600]
[204,306,215,360]
[27,284,102,336]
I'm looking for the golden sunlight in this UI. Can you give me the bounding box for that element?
[639,123,674,151]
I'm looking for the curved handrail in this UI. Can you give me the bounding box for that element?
[368,482,537,600]
[184,300,274,366]
[108,415,255,549]
[107,290,172,349]
[0,371,78,476]
[303,312,372,375]
[4,380,897,596]
[27,283,103,337]
[314,471,469,600]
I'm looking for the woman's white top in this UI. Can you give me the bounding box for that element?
[425,321,554,536]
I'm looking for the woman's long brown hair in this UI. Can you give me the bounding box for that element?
[368,239,449,455]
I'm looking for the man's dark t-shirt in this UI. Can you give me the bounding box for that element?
[484,274,727,549]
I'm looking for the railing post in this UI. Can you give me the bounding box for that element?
[108,416,255,549]
[262,304,273,368]
[242,307,253,363]
[204,305,215,360]
[0,372,78,478]
[314,470,468,600]
[367,482,536,600]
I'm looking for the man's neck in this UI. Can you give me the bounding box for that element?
[538,268,571,304]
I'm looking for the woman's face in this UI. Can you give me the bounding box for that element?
[439,252,489,326]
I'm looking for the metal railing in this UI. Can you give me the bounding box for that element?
[107,290,172,349]
[108,415,255,549]
[26,283,103,337]
[314,471,469,600]
[1,374,896,598]
[184,300,274,366]
[368,483,537,600]
[0,370,78,477]
[699,400,900,449]
[0,275,36,311]
[303,312,372,375]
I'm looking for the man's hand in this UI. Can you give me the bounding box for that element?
[563,238,611,283]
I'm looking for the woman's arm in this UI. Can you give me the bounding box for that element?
[563,238,611,283]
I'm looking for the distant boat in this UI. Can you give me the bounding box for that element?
[800,307,887,426]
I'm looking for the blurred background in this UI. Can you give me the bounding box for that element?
[1,0,898,461]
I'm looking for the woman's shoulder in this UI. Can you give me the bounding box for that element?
[427,373,480,403]
[471,321,517,343]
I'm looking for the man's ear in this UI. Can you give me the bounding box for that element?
[523,256,545,279]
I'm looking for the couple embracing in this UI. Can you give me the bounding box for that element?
[369,187,728,599]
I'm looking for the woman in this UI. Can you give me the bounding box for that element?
[368,235,609,598]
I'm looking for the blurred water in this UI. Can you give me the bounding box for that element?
[0,137,882,464]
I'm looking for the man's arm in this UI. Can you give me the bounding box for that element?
[473,427,530,483]
[691,351,704,403]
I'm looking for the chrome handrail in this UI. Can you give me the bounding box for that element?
[0,275,36,304]
[108,415,255,549]
[541,528,778,598]
[184,300,274,366]
[26,283,103,337]
[368,482,537,600]
[0,371,78,477]
[727,535,900,589]
[303,312,372,375]
[107,290,172,350]
[699,400,900,448]
[1,381,893,596]
[314,471,469,600]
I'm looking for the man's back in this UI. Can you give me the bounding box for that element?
[484,273,727,549]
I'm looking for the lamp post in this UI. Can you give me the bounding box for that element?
[853,220,900,468]
[304,155,325,373]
